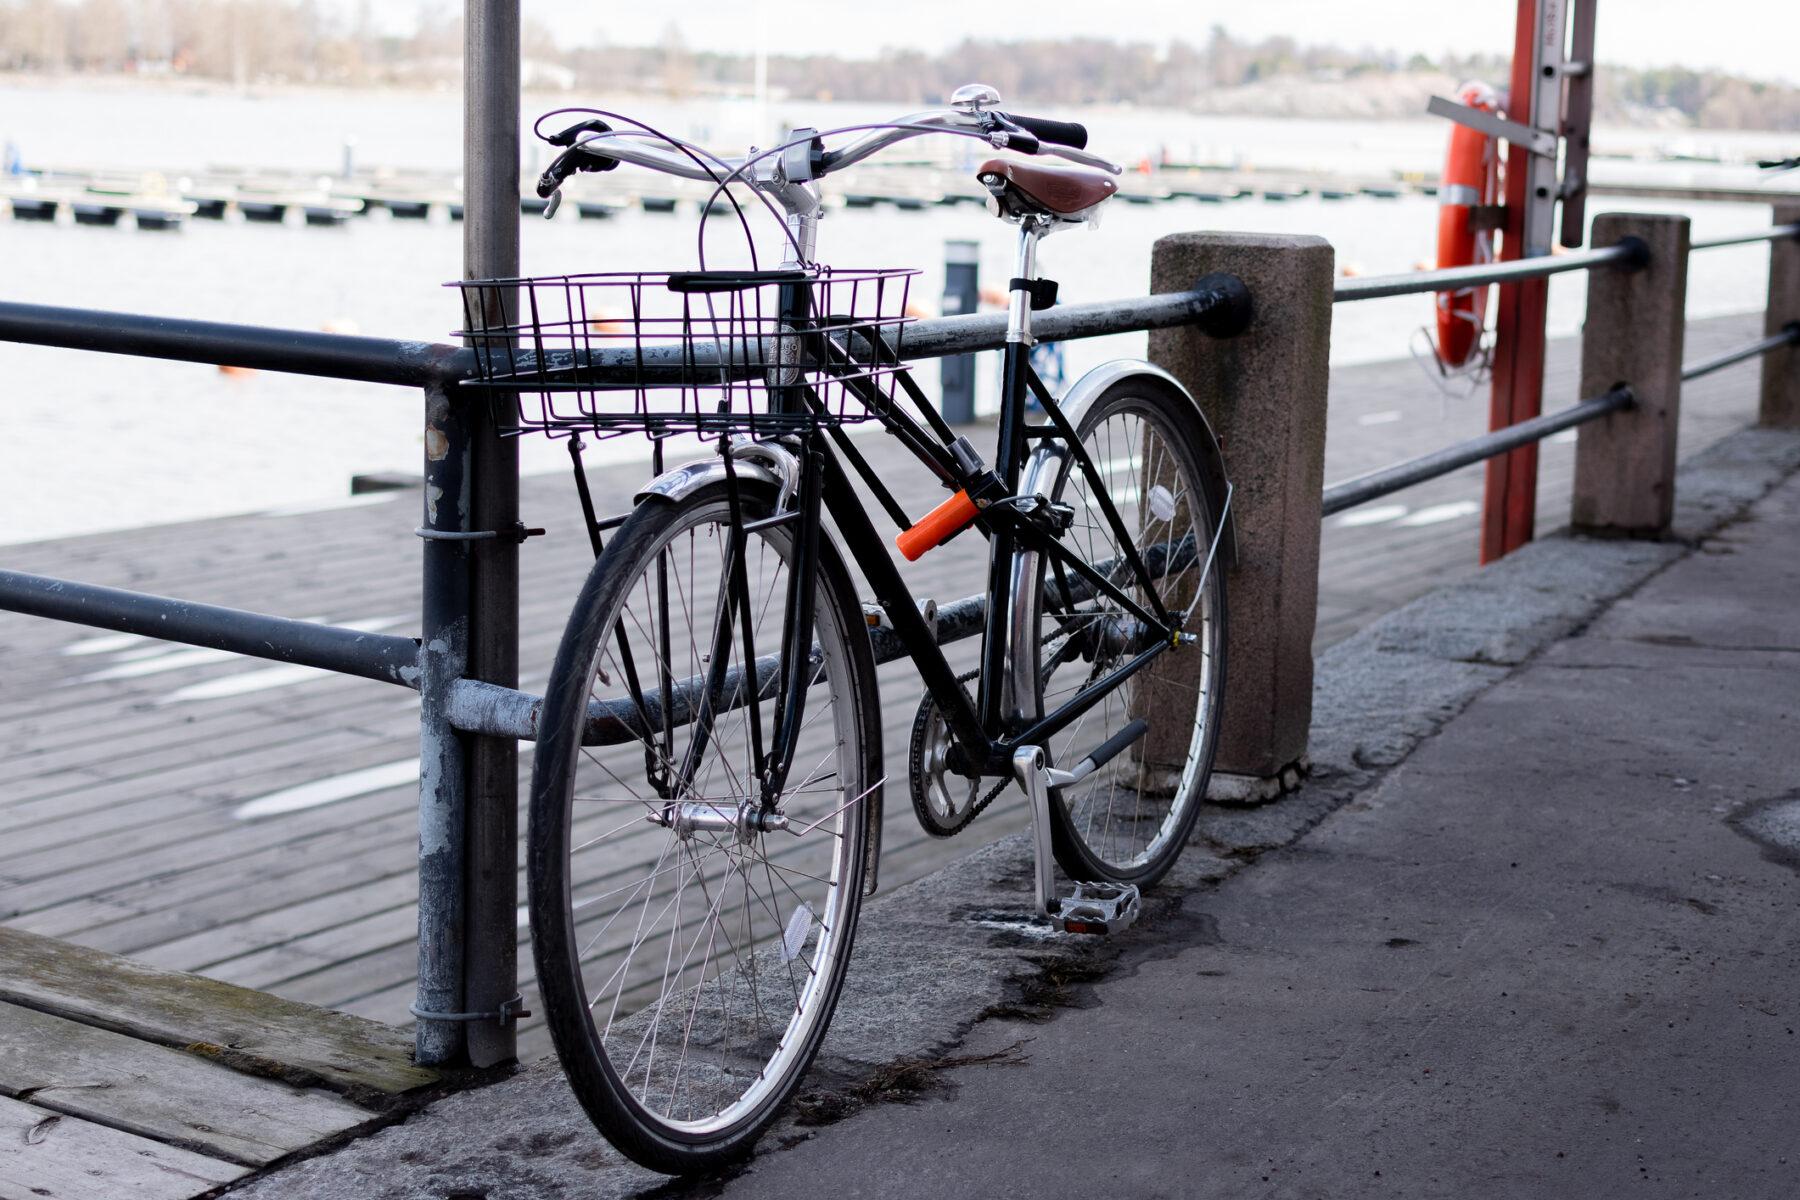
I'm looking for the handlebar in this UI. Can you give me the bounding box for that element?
[542,105,1119,194]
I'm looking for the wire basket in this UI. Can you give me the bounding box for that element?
[451,267,919,441]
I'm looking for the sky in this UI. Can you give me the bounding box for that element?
[378,1,1800,87]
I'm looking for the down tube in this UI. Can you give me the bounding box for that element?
[818,442,994,768]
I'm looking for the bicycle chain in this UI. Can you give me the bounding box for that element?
[907,668,1015,838]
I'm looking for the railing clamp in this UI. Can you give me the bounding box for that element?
[415,523,546,544]
[1191,272,1253,339]
[409,993,531,1025]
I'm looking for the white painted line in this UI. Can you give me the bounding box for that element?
[261,493,400,518]
[110,642,199,664]
[1356,410,1404,426]
[1396,500,1480,527]
[1333,503,1409,528]
[233,758,421,820]
[1547,429,1578,445]
[160,664,329,703]
[149,615,415,702]
[80,646,237,682]
[78,615,412,687]
[61,632,148,657]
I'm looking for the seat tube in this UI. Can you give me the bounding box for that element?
[976,220,1043,730]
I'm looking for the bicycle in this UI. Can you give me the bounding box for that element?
[456,84,1237,1174]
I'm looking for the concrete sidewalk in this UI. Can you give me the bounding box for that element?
[231,426,1800,1200]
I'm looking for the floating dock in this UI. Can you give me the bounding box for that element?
[10,160,1799,232]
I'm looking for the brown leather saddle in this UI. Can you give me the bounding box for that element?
[977,158,1117,219]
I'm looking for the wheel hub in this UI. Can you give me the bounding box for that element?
[654,800,789,843]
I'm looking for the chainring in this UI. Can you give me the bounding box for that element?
[907,671,1010,838]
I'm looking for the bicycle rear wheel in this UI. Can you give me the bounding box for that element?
[1017,373,1227,887]
[529,475,880,1175]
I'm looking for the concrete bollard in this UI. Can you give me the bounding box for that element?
[1571,213,1690,537]
[1148,232,1334,796]
[1760,202,1800,429]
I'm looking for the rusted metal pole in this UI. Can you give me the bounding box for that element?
[458,0,521,1070]
[1480,0,1554,563]
[415,382,472,1068]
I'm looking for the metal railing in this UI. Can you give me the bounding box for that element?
[0,273,1250,1069]
[2,209,1793,1075]
[1322,387,1634,517]
[1681,325,1800,383]
[0,276,1248,388]
[1319,222,1800,518]
[1332,240,1645,303]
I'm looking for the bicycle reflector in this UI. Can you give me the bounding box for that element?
[896,490,980,560]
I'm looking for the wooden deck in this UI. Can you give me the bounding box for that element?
[0,313,1765,1065]
[0,926,435,1198]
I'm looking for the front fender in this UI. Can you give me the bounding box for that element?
[634,456,783,505]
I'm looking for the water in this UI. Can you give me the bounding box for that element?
[0,82,1785,544]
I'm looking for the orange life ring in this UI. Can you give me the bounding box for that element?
[1434,81,1502,369]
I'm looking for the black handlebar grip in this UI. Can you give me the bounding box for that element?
[1000,113,1088,151]
[535,141,621,197]
[547,118,612,147]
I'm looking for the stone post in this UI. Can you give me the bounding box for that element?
[1148,233,1334,797]
[1571,213,1689,536]
[1760,202,1800,429]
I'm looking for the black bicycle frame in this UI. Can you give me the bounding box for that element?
[649,276,1187,802]
[804,337,1182,778]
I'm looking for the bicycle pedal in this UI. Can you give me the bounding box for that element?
[1050,881,1141,936]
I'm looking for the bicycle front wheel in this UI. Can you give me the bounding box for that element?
[1018,373,1228,887]
[529,476,880,1175]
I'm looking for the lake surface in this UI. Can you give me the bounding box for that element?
[0,83,1786,544]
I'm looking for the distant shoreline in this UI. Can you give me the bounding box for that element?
[2,70,1795,138]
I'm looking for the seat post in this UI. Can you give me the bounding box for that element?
[1007,218,1047,346]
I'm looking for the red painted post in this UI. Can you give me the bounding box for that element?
[1480,0,1553,564]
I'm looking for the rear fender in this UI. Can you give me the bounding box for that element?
[1023,359,1237,568]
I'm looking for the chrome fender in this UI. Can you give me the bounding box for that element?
[1015,358,1236,566]
[633,438,797,506]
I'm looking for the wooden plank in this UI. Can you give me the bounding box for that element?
[0,928,436,1107]
[0,1094,244,1200]
[0,1002,371,1166]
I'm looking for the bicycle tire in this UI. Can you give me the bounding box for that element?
[529,476,880,1175]
[1017,373,1228,887]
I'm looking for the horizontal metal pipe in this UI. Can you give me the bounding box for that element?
[1332,241,1644,303]
[0,569,422,686]
[1680,326,1800,381]
[447,533,1199,745]
[1689,223,1800,251]
[442,604,993,745]
[897,273,1249,360]
[0,300,473,387]
[1320,387,1635,517]
[0,279,1244,392]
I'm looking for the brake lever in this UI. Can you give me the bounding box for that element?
[1044,145,1123,175]
[977,111,1120,174]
